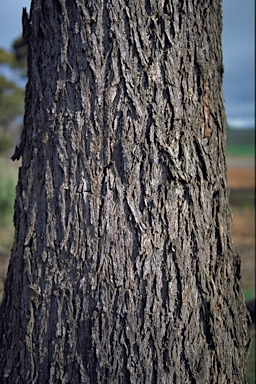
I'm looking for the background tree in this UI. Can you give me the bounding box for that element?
[0,1,249,383]
[0,76,24,126]
[0,39,26,153]
[12,36,28,77]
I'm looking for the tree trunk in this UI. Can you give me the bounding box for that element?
[0,1,249,382]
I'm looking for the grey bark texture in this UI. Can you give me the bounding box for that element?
[0,0,250,383]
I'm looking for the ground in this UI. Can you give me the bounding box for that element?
[227,157,255,299]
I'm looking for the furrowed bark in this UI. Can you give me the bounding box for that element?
[0,1,249,383]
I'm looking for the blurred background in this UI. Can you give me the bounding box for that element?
[0,0,255,382]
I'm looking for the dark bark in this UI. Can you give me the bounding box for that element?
[0,1,249,383]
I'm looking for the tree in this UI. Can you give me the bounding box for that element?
[0,1,250,382]
[0,40,26,152]
[0,75,24,128]
[12,36,28,77]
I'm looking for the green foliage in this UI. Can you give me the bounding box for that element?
[0,135,13,153]
[0,49,14,66]
[0,36,27,77]
[0,36,26,132]
[0,158,17,226]
[12,36,27,77]
[0,75,24,128]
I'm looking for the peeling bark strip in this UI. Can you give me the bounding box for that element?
[203,81,212,138]
[0,1,249,383]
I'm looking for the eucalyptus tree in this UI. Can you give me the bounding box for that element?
[0,1,249,382]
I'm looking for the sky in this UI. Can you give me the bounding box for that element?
[0,0,254,129]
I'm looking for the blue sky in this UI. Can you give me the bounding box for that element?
[0,0,254,129]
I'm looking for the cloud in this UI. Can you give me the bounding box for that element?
[222,0,254,128]
[227,117,255,129]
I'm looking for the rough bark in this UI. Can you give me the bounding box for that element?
[0,1,249,383]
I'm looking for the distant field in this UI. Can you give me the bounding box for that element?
[227,127,255,157]
[226,144,254,157]
[227,126,254,145]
